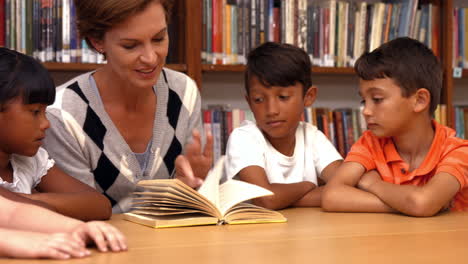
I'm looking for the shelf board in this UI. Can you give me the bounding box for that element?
[202,64,245,72]
[312,66,355,74]
[202,64,355,74]
[461,69,468,78]
[43,62,187,72]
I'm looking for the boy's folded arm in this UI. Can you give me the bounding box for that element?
[364,171,460,217]
[32,166,112,221]
[322,162,396,213]
[238,166,315,210]
[292,186,323,207]
[292,160,344,207]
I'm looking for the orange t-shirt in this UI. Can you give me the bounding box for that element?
[345,120,468,211]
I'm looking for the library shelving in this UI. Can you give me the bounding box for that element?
[0,0,459,131]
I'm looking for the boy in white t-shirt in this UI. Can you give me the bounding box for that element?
[225,42,343,210]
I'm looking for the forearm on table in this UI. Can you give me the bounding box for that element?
[367,181,444,217]
[22,192,112,221]
[253,181,315,210]
[322,184,396,213]
[292,186,324,207]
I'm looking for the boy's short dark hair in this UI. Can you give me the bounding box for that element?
[354,37,442,115]
[245,42,311,95]
[0,47,55,109]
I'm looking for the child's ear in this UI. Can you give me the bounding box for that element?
[304,86,317,107]
[413,88,431,113]
[244,94,250,107]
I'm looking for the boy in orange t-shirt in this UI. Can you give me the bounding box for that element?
[322,37,468,216]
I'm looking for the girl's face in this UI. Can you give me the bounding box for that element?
[0,98,50,157]
[92,1,169,90]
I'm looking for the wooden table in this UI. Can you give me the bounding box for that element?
[5,208,468,263]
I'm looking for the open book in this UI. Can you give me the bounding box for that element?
[123,157,287,228]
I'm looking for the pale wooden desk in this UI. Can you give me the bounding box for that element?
[5,208,468,264]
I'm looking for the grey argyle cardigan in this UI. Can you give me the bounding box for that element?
[44,68,203,213]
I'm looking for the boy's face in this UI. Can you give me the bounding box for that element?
[246,77,315,145]
[359,77,416,138]
[0,98,50,157]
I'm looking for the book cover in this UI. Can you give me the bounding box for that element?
[124,157,287,228]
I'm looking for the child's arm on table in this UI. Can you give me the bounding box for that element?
[0,195,126,254]
[358,170,459,216]
[0,228,88,259]
[22,166,112,221]
[0,186,55,211]
[292,160,342,207]
[322,161,396,213]
[239,166,315,210]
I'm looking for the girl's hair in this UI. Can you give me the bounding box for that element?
[74,0,174,53]
[0,48,55,109]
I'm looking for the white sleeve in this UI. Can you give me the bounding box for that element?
[32,147,55,188]
[224,127,266,181]
[311,130,343,177]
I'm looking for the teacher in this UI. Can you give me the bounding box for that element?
[44,0,212,213]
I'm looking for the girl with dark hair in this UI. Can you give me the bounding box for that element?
[0,47,112,221]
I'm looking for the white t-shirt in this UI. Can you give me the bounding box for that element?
[225,120,342,185]
[0,147,55,194]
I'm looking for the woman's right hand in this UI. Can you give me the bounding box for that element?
[175,129,213,188]
[2,230,89,259]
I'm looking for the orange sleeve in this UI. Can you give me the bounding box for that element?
[344,132,377,172]
[436,146,468,190]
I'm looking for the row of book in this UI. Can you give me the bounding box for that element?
[454,106,468,139]
[453,7,468,69]
[203,104,449,161]
[202,0,440,67]
[0,0,184,64]
[0,0,105,63]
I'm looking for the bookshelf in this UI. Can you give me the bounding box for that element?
[0,0,459,131]
[195,0,453,122]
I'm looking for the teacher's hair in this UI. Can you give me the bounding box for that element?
[74,0,173,52]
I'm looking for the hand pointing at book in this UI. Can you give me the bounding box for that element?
[175,130,214,188]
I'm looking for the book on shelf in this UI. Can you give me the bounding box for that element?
[123,156,287,228]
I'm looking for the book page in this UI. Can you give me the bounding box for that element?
[218,179,273,216]
[123,213,219,228]
[223,203,287,224]
[197,156,225,209]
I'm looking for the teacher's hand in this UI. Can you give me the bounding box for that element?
[175,130,213,188]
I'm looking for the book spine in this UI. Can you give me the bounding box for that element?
[250,0,257,48]
[202,0,207,62]
[0,0,5,47]
[258,0,265,44]
[297,0,306,50]
[223,1,230,64]
[206,0,212,63]
[25,0,33,55]
[237,0,243,64]
[46,0,53,61]
[70,0,78,62]
[327,0,335,66]
[5,0,9,48]
[267,0,273,42]
[231,2,238,64]
[15,0,20,52]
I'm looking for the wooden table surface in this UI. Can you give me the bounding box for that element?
[5,208,468,264]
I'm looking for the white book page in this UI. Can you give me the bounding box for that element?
[197,156,225,209]
[218,179,273,216]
